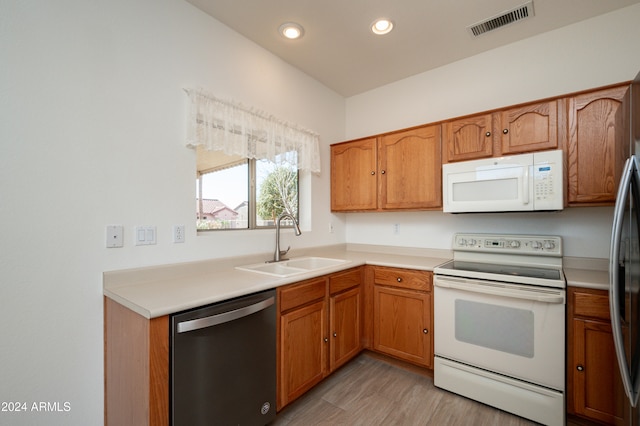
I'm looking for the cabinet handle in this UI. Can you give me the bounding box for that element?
[423,329,429,334]
[396,277,402,282]
[503,129,509,134]
[485,131,491,137]
[324,337,328,343]
[333,332,337,337]
[371,171,375,175]
[381,170,386,174]
[576,365,584,371]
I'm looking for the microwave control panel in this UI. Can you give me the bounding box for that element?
[532,150,563,210]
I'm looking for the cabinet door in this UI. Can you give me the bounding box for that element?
[379,125,442,209]
[442,113,493,163]
[329,287,361,372]
[373,285,432,367]
[500,100,558,154]
[278,300,327,409]
[331,138,378,211]
[567,85,630,204]
[572,318,626,424]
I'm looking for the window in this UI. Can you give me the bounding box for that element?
[196,147,298,231]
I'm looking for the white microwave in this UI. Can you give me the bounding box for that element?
[442,149,563,213]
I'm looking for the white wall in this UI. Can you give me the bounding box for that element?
[0,1,345,425]
[344,4,640,259]
[1,2,638,425]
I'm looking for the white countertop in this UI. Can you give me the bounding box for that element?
[104,244,612,319]
[103,244,451,319]
[563,256,609,291]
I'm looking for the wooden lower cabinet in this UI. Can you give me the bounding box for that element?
[330,286,361,371]
[277,267,363,410]
[279,297,327,409]
[371,266,433,368]
[567,287,627,425]
[104,297,169,426]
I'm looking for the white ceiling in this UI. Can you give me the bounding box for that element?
[186,0,640,97]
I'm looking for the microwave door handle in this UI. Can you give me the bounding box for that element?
[609,155,639,406]
[523,166,530,205]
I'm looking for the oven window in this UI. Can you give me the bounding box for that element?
[455,299,534,358]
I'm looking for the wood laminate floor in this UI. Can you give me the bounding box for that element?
[271,352,541,426]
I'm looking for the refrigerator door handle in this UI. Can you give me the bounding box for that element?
[609,155,640,407]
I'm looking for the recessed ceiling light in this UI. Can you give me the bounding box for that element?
[279,22,304,40]
[371,18,394,35]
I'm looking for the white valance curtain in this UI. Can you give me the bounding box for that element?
[185,88,321,174]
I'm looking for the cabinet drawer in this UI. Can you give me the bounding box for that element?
[571,288,610,321]
[373,266,432,291]
[329,267,362,295]
[279,278,327,313]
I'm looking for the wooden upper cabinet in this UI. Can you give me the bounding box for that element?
[331,137,377,211]
[500,100,558,154]
[379,125,442,210]
[566,85,630,204]
[442,113,493,163]
[442,100,558,163]
[331,125,442,211]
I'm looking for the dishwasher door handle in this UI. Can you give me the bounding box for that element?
[177,296,275,333]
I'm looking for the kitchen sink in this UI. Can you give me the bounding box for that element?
[285,257,347,270]
[236,257,349,277]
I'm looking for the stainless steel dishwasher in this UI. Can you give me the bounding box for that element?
[171,289,276,426]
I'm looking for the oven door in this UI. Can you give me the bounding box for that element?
[434,275,566,391]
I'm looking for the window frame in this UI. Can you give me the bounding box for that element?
[196,157,299,232]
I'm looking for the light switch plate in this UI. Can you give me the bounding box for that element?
[135,225,156,246]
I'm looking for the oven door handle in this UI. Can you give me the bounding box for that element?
[434,277,565,304]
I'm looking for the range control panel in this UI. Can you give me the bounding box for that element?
[452,233,563,256]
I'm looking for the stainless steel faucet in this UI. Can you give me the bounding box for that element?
[271,212,302,262]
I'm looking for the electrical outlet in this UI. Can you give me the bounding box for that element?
[173,225,185,243]
[393,223,400,235]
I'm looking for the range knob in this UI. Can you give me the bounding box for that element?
[544,241,556,250]
[509,240,521,248]
[531,241,542,249]
[457,238,467,247]
[467,239,477,246]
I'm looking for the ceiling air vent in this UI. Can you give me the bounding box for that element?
[467,1,534,37]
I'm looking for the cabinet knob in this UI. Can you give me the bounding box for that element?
[485,131,491,137]
[324,337,329,343]
[576,365,584,372]
[333,332,337,337]
[423,329,429,334]
[503,128,509,134]
[396,277,402,282]
[381,170,386,174]
[371,171,375,175]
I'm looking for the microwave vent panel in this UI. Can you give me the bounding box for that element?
[467,1,534,37]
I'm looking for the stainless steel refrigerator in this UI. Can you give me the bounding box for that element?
[610,69,640,426]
